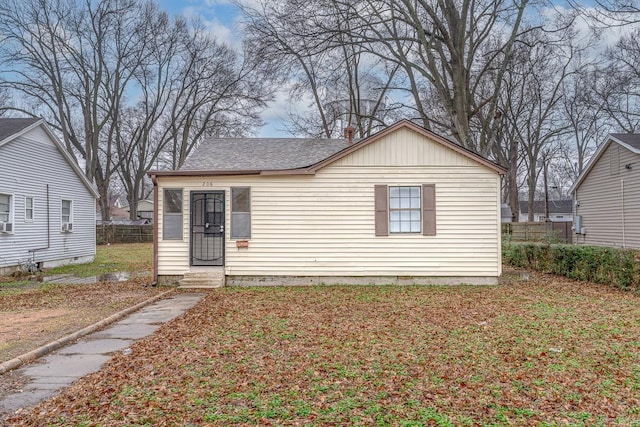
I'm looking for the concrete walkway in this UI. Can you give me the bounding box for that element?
[0,292,205,417]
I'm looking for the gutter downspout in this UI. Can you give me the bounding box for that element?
[621,179,626,249]
[151,174,159,286]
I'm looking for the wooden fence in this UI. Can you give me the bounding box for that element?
[96,224,153,244]
[502,221,573,244]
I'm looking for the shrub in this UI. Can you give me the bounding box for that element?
[503,242,639,291]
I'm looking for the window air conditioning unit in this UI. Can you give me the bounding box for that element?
[61,222,73,232]
[0,222,13,233]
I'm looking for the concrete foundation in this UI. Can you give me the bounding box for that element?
[225,275,499,286]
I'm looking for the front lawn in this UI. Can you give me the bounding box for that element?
[10,274,640,425]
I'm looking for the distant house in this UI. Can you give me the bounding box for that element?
[0,118,98,273]
[518,200,572,222]
[125,199,153,222]
[570,133,640,248]
[148,120,506,287]
[501,203,513,223]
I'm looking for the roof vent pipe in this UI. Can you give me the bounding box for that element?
[344,125,355,145]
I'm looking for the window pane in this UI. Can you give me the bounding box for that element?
[163,214,183,239]
[0,194,9,216]
[232,187,250,213]
[164,189,182,214]
[388,186,422,234]
[26,197,33,221]
[62,200,71,223]
[231,212,251,239]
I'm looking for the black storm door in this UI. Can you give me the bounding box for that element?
[190,191,225,266]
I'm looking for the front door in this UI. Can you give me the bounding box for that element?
[190,191,225,266]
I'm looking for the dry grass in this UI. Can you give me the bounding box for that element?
[9,272,640,426]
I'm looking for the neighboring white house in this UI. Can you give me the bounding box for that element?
[149,120,506,286]
[570,133,640,248]
[518,200,573,222]
[0,118,99,273]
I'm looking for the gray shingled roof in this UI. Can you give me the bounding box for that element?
[180,137,352,171]
[519,199,572,214]
[0,117,41,142]
[611,133,640,151]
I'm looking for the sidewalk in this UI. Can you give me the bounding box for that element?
[0,292,205,417]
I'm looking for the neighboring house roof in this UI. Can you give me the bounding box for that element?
[0,117,41,143]
[150,120,506,177]
[0,117,99,199]
[519,200,573,215]
[569,133,640,193]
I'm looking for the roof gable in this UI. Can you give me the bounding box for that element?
[569,133,640,193]
[151,120,506,177]
[0,118,99,198]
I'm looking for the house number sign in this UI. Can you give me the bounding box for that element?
[202,182,216,187]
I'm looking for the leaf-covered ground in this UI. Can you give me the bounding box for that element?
[8,274,640,426]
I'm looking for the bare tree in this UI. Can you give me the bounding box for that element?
[241,0,403,138]
[0,0,151,219]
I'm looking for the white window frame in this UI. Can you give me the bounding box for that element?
[0,192,14,232]
[389,186,422,234]
[61,199,73,232]
[25,196,34,223]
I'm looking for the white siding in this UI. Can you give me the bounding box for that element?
[0,127,96,268]
[575,142,640,248]
[157,128,502,278]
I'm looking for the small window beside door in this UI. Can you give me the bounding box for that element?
[163,189,183,240]
[231,187,251,239]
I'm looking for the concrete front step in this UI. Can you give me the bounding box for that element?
[179,270,225,288]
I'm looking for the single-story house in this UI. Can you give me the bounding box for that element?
[0,118,99,273]
[570,133,640,248]
[518,200,573,222]
[148,120,506,287]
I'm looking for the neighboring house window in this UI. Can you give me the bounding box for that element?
[0,193,12,224]
[61,199,73,231]
[163,189,183,240]
[375,184,436,236]
[25,197,34,222]
[231,187,251,239]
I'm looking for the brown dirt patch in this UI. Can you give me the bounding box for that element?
[0,277,166,364]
